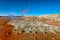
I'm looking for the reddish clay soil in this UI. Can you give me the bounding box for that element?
[0,17,60,40]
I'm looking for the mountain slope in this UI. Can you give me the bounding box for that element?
[0,14,60,40]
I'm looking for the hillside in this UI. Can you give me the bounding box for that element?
[0,14,60,40]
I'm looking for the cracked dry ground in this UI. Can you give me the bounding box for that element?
[0,17,60,40]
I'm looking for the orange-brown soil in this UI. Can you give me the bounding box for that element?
[0,16,60,40]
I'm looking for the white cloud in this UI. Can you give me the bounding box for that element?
[0,13,8,16]
[0,12,18,16]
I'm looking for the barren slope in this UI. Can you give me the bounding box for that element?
[0,14,60,40]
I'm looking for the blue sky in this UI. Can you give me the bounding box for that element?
[0,0,60,16]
